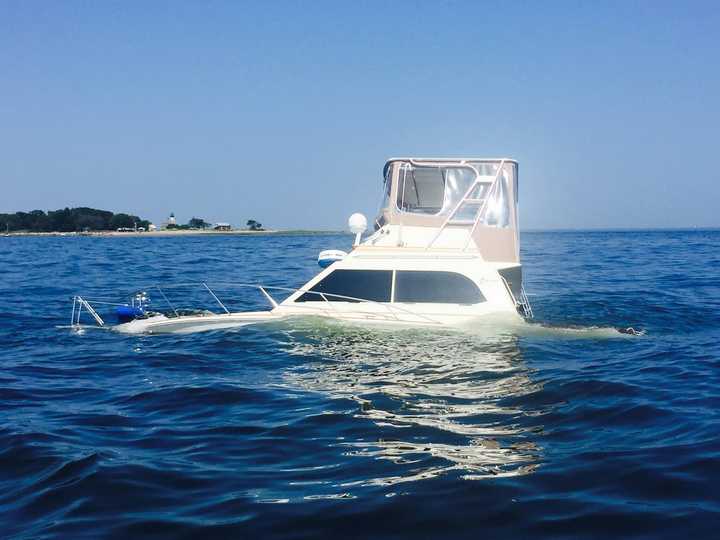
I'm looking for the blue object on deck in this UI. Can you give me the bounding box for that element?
[116,305,144,323]
[317,249,348,268]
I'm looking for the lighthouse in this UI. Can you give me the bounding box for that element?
[168,213,176,226]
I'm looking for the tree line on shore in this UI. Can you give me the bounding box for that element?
[0,208,150,232]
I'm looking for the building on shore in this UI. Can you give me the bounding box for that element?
[214,222,232,231]
[161,213,177,230]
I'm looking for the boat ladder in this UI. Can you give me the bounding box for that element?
[426,159,506,250]
[498,277,534,319]
[516,286,534,319]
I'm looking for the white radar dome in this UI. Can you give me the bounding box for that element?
[348,213,367,235]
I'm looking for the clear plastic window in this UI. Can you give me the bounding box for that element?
[396,165,446,214]
[374,166,393,230]
[394,163,511,228]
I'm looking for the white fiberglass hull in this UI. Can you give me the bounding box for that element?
[112,254,526,334]
[113,311,284,334]
[113,301,523,335]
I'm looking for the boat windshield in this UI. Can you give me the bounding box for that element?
[395,162,511,227]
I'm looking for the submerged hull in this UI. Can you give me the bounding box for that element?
[113,311,284,334]
[113,299,524,335]
[111,254,527,335]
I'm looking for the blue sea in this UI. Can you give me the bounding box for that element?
[1,230,719,539]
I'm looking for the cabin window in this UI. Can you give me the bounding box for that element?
[393,271,485,304]
[396,165,446,214]
[296,269,392,302]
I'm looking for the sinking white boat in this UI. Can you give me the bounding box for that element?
[71,157,532,334]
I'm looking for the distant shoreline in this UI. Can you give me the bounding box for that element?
[2,229,344,237]
[5,227,716,238]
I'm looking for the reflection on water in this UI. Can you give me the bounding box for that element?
[279,322,544,484]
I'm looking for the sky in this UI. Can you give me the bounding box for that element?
[1,0,719,230]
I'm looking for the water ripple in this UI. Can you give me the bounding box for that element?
[1,231,719,538]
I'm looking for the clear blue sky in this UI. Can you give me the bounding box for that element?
[2,1,718,229]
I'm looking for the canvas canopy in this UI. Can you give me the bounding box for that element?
[374,158,520,262]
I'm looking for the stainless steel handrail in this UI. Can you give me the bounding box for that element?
[71,281,444,327]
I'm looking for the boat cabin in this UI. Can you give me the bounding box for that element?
[277,157,526,316]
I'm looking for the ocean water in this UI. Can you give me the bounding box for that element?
[1,230,719,538]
